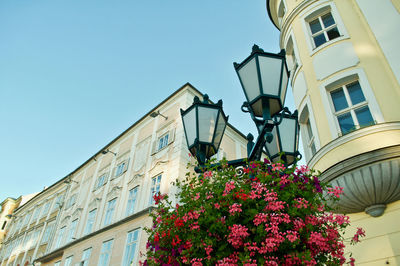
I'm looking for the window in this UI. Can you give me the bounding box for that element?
[24,231,33,250]
[52,194,65,211]
[126,187,138,216]
[98,239,114,266]
[84,209,97,234]
[41,222,55,244]
[81,247,92,266]
[103,198,117,226]
[64,255,73,266]
[330,80,374,134]
[277,0,286,25]
[308,11,340,48]
[54,261,61,266]
[305,118,317,156]
[158,133,169,151]
[67,219,78,242]
[65,194,77,209]
[31,205,42,223]
[115,160,128,178]
[54,226,66,249]
[22,211,32,227]
[32,228,41,247]
[94,174,108,190]
[122,229,140,266]
[149,175,162,205]
[41,201,52,217]
[285,36,299,77]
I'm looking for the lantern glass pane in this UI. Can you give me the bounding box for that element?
[280,66,289,104]
[258,55,283,97]
[198,106,218,143]
[265,126,280,158]
[182,108,197,147]
[279,116,296,153]
[213,112,227,150]
[237,57,260,102]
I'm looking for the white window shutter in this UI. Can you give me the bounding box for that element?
[123,158,129,173]
[151,140,158,155]
[168,128,175,145]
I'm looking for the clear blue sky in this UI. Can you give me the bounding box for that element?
[0,0,302,201]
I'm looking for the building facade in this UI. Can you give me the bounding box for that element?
[0,83,249,266]
[267,0,400,264]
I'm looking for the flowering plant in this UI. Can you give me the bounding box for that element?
[143,159,364,265]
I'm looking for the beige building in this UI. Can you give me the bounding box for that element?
[0,83,249,266]
[267,0,400,264]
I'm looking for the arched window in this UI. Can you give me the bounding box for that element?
[299,105,317,160]
[277,0,286,26]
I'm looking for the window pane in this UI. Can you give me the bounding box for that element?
[347,81,366,105]
[327,27,340,40]
[313,33,326,48]
[321,12,335,27]
[309,18,322,34]
[331,88,348,111]
[338,112,355,134]
[355,106,374,127]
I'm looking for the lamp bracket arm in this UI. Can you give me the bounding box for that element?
[248,122,274,161]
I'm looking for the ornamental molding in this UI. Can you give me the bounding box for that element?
[71,207,83,219]
[128,173,144,186]
[107,186,122,200]
[320,145,400,216]
[309,122,400,169]
[150,159,169,171]
[60,215,70,225]
[88,198,101,210]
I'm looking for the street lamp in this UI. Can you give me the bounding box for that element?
[233,45,289,120]
[180,94,228,165]
[265,108,300,165]
[180,45,300,169]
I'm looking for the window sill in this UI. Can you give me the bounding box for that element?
[309,35,349,57]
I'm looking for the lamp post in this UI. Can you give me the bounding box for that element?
[180,45,300,170]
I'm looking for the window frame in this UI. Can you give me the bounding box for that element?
[318,69,383,138]
[103,198,117,226]
[300,2,349,55]
[81,247,92,266]
[84,209,97,235]
[54,226,66,249]
[149,174,162,205]
[94,173,108,190]
[328,80,375,134]
[67,219,78,242]
[307,11,340,49]
[64,255,73,266]
[126,186,139,216]
[122,229,140,266]
[98,239,114,266]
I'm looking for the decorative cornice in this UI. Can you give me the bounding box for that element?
[128,173,144,186]
[309,122,400,169]
[320,145,400,216]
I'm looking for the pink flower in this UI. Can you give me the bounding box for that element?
[223,181,236,196]
[204,171,213,178]
[286,230,298,243]
[228,224,249,249]
[214,203,221,209]
[253,213,268,226]
[352,227,366,243]
[194,193,200,200]
[349,257,356,266]
[229,203,242,215]
[327,186,344,198]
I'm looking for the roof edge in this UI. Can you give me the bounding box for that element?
[266,0,280,30]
